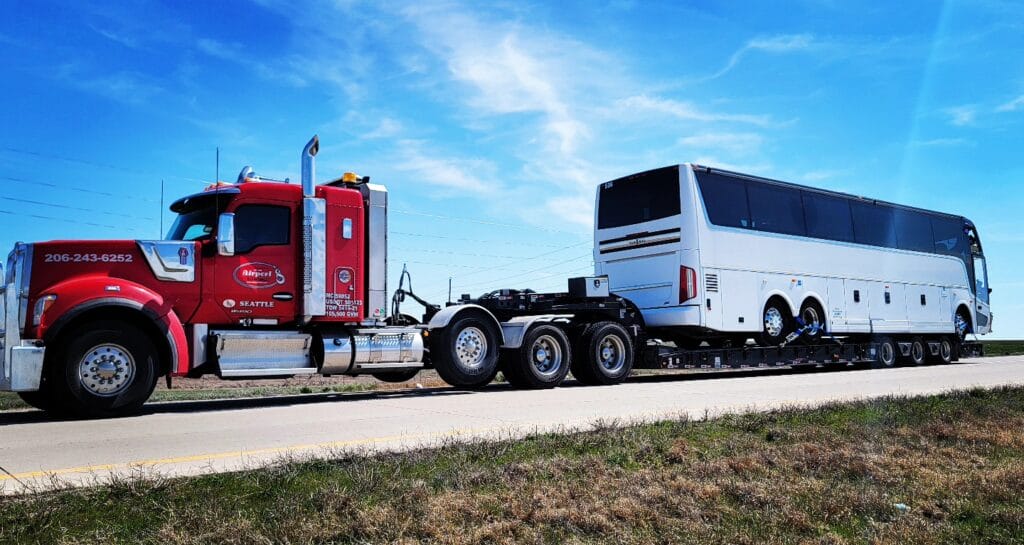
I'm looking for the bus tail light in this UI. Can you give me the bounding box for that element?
[679,266,698,303]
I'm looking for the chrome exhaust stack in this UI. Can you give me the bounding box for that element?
[301,135,319,197]
[301,135,326,322]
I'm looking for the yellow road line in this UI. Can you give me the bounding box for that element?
[0,426,501,482]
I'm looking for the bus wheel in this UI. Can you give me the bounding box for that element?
[501,325,571,389]
[954,309,971,343]
[909,337,927,366]
[798,300,825,344]
[431,314,500,389]
[50,320,159,418]
[759,300,792,346]
[572,321,634,386]
[874,337,897,368]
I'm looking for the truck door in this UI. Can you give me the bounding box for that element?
[212,200,299,324]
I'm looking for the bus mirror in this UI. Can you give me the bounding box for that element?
[217,213,236,256]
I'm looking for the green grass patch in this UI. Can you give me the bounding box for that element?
[982,340,1024,356]
[4,387,1024,544]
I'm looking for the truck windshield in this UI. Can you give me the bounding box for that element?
[166,191,234,241]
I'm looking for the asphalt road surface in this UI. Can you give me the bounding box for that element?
[3,356,1023,494]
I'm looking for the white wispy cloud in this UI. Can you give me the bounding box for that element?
[911,138,972,147]
[945,105,977,126]
[700,33,815,81]
[996,95,1024,112]
[392,141,500,194]
[617,95,775,127]
[55,63,162,106]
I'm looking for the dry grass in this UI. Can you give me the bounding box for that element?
[3,387,1024,544]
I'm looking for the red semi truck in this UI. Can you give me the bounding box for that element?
[0,136,642,417]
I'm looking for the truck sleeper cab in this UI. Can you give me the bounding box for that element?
[595,164,991,360]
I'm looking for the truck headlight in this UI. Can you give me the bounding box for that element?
[32,295,57,327]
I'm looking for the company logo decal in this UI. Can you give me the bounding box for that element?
[222,299,236,308]
[178,247,190,265]
[338,268,352,284]
[233,262,286,289]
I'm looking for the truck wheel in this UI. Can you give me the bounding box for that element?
[49,320,159,418]
[909,337,927,366]
[372,370,420,383]
[759,300,792,346]
[431,314,500,389]
[501,324,571,389]
[928,337,953,364]
[571,321,633,386]
[17,388,56,412]
[873,337,897,368]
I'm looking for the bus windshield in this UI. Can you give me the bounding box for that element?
[598,166,680,229]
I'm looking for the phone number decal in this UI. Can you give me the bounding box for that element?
[44,253,134,263]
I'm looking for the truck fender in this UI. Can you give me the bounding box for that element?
[426,304,505,344]
[498,315,572,349]
[38,277,189,377]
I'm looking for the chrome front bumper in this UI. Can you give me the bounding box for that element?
[0,245,45,392]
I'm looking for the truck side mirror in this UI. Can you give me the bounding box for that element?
[217,213,236,256]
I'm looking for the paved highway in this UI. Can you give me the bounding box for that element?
[2,356,1023,494]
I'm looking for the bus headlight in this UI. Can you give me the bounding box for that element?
[32,294,57,327]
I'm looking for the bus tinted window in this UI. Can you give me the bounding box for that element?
[696,171,750,228]
[894,209,934,252]
[748,183,806,236]
[932,216,967,258]
[851,202,897,248]
[597,166,680,229]
[803,191,854,242]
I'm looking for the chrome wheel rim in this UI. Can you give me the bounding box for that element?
[596,334,626,374]
[78,343,135,397]
[454,327,488,370]
[530,335,563,377]
[764,307,785,338]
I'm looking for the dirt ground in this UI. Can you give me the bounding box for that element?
[158,370,448,390]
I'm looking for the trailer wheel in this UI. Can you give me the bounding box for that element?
[759,299,792,346]
[874,337,897,368]
[572,321,634,386]
[931,337,953,364]
[501,324,571,389]
[371,370,420,383]
[49,320,159,418]
[431,314,500,389]
[909,337,927,366]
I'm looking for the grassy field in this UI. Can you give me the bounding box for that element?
[3,387,1024,544]
[982,340,1024,357]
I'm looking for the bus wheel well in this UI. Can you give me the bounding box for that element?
[764,295,794,319]
[955,305,973,336]
[46,306,173,377]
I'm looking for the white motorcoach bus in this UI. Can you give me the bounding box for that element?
[594,164,991,361]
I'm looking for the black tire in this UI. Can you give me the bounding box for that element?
[571,321,634,386]
[874,336,897,368]
[371,369,420,383]
[430,314,500,389]
[931,337,953,364]
[909,337,927,366]
[759,299,792,346]
[48,320,159,418]
[16,389,56,412]
[501,324,571,389]
[798,300,826,344]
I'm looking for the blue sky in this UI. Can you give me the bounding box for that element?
[1,0,1022,337]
